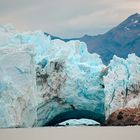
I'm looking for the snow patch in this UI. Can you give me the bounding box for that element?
[134,20,138,24]
[125,27,130,31]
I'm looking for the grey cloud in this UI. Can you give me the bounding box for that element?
[0,0,140,38]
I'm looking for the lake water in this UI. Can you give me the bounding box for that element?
[0,126,139,140]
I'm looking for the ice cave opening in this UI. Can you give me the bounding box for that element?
[44,110,105,126]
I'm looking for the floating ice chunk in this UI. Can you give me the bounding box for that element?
[57,118,100,126]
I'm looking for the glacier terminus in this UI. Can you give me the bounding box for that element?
[0,25,140,127]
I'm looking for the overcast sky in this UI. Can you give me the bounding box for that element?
[0,0,140,38]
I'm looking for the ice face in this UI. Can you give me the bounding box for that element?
[0,45,37,128]
[34,33,106,126]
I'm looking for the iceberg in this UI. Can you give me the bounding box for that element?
[57,118,100,126]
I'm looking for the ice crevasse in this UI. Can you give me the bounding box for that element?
[0,25,140,127]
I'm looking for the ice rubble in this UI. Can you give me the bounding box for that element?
[0,25,140,127]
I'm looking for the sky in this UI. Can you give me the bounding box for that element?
[0,0,140,38]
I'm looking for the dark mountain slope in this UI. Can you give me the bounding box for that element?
[45,13,140,64]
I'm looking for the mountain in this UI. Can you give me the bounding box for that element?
[44,13,140,64]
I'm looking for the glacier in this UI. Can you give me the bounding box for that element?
[0,25,140,127]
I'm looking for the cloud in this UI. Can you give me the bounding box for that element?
[0,0,140,38]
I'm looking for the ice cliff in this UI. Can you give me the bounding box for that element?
[104,54,140,118]
[0,43,37,127]
[0,25,140,127]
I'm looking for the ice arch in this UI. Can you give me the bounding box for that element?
[44,110,105,126]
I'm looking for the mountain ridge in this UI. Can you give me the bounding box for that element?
[44,13,140,64]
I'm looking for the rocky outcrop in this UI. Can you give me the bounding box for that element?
[57,118,100,126]
[105,107,140,126]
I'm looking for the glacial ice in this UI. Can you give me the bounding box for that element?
[0,45,37,128]
[0,25,106,127]
[104,54,140,118]
[0,25,140,127]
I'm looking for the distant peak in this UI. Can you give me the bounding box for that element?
[129,13,140,19]
[120,13,140,26]
[134,13,140,16]
[83,34,89,37]
[83,34,92,38]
